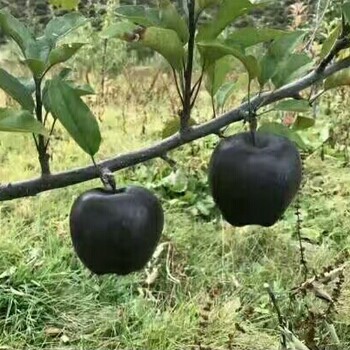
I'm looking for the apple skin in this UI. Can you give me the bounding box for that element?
[69,186,164,275]
[208,131,302,227]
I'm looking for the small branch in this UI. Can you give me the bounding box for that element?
[172,68,184,105]
[190,65,204,97]
[190,69,204,109]
[160,154,177,168]
[1,57,350,201]
[43,111,49,126]
[32,134,39,152]
[211,94,216,119]
[264,283,287,348]
[34,78,50,176]
[317,37,350,73]
[44,118,58,152]
[180,0,196,132]
[296,197,308,281]
[309,89,326,104]
[100,38,108,103]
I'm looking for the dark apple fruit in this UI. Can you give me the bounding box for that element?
[208,131,302,227]
[69,186,164,275]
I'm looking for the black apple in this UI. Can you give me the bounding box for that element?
[69,186,164,275]
[208,131,302,227]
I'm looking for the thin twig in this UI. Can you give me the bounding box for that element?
[317,37,350,72]
[295,195,308,281]
[43,111,49,126]
[43,118,58,152]
[32,134,39,151]
[309,89,326,104]
[264,283,287,348]
[172,68,184,105]
[211,94,216,119]
[180,0,196,131]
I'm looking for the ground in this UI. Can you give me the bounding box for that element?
[0,71,349,350]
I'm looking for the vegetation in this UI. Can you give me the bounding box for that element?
[0,0,350,349]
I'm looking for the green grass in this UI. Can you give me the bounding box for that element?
[0,76,350,350]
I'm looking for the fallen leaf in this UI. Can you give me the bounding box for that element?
[45,327,63,337]
[61,334,70,343]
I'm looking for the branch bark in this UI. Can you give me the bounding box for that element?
[1,57,350,202]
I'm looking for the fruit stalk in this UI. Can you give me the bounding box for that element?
[91,155,116,192]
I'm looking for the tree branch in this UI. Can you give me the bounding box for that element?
[1,57,350,202]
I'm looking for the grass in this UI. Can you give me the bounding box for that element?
[0,70,350,350]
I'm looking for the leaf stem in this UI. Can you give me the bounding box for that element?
[91,155,116,192]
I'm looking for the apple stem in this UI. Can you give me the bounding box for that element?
[91,156,117,192]
[248,116,257,147]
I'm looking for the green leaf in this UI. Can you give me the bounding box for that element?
[0,69,35,112]
[258,122,308,151]
[100,21,138,40]
[215,81,236,111]
[161,117,196,139]
[116,5,160,27]
[197,40,244,63]
[162,169,188,193]
[159,0,189,44]
[48,0,80,10]
[24,59,47,78]
[24,36,53,77]
[272,53,312,88]
[243,55,260,81]
[44,12,87,45]
[197,0,253,41]
[58,67,73,79]
[292,115,315,131]
[324,68,350,89]
[258,53,277,87]
[268,30,306,58]
[0,10,34,54]
[47,43,84,69]
[138,27,185,71]
[195,0,221,13]
[258,31,311,88]
[18,77,36,94]
[197,41,259,81]
[274,99,311,112]
[320,24,341,60]
[226,27,286,49]
[343,1,350,24]
[47,78,101,155]
[0,108,47,136]
[205,55,234,97]
[67,82,95,96]
[42,80,52,113]
[43,76,89,114]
